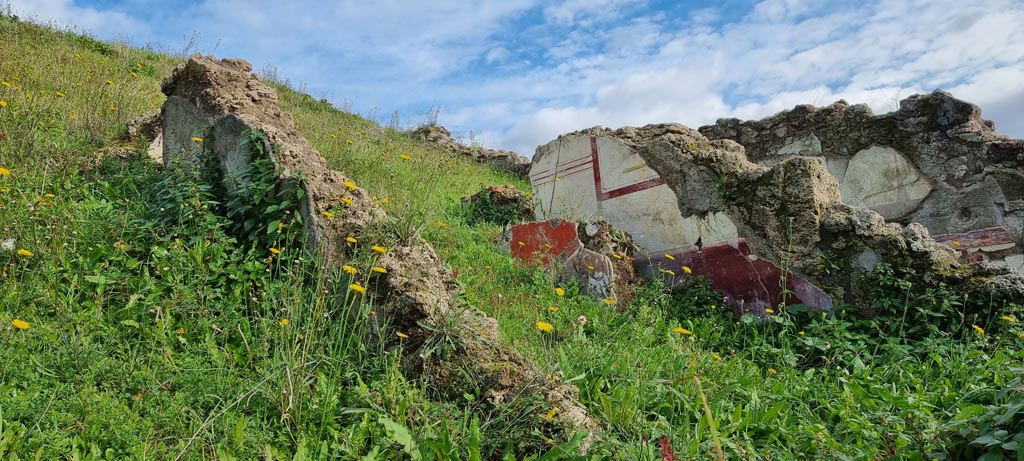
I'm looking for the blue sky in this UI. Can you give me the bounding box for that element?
[6,0,1024,156]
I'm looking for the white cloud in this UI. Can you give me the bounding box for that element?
[4,0,149,39]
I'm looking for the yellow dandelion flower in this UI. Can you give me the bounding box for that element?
[346,139,353,144]
[340,197,353,205]
[555,287,565,297]
[543,407,558,422]
[371,245,386,254]
[381,198,390,205]
[0,167,10,176]
[0,100,7,108]
[438,221,448,228]
[343,265,357,275]
[343,180,357,190]
[587,265,595,271]
[603,297,615,305]
[1019,333,1024,339]
[555,177,561,181]
[279,318,289,327]
[1001,315,1017,323]
[952,241,961,247]
[191,137,203,143]
[535,321,554,333]
[517,241,525,246]
[321,210,334,218]
[710,304,717,310]
[349,283,367,294]
[372,266,388,274]
[764,308,775,315]
[612,253,622,259]
[130,72,138,78]
[547,305,558,313]
[55,91,66,97]
[176,327,184,335]
[664,254,675,261]
[16,249,33,257]
[70,111,77,120]
[136,62,143,68]
[106,79,114,85]
[711,353,722,361]
[682,266,692,274]
[399,154,411,160]
[45,193,55,199]
[799,331,805,335]
[672,327,692,335]
[109,106,117,111]
[0,81,10,87]
[11,319,30,330]
[396,331,409,339]
[269,247,281,255]
[661,269,676,276]
[972,324,985,335]
[346,236,358,244]
[767,368,778,375]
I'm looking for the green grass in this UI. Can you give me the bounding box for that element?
[2,12,1024,461]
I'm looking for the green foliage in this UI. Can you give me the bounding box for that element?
[462,188,531,226]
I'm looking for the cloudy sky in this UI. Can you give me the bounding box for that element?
[6,0,1023,156]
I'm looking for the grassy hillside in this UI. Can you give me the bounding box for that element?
[2,13,1023,461]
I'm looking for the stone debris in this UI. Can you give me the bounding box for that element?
[700,90,1024,267]
[412,124,531,178]
[158,54,597,436]
[461,184,534,224]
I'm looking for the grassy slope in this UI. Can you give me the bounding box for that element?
[2,14,1023,461]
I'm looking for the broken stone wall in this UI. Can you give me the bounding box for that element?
[159,55,597,434]
[700,90,1024,270]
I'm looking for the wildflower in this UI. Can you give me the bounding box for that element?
[176,327,184,335]
[396,331,409,339]
[349,283,367,294]
[130,72,138,78]
[535,321,554,333]
[269,247,281,255]
[438,221,447,228]
[346,236,358,243]
[767,368,778,375]
[340,197,353,205]
[765,308,775,315]
[661,269,676,276]
[0,100,7,108]
[603,297,615,305]
[330,134,337,139]
[343,265,357,275]
[321,210,334,219]
[371,245,386,254]
[346,139,353,144]
[664,254,675,261]
[372,266,388,274]
[381,198,390,205]
[517,241,525,246]
[711,353,722,361]
[105,79,113,85]
[399,154,411,160]
[70,112,77,120]
[543,407,558,422]
[710,304,717,310]
[343,180,357,190]
[555,287,565,297]
[799,331,805,335]
[109,106,116,111]
[17,249,33,257]
[1001,315,1017,323]
[191,137,203,143]
[136,62,143,69]
[673,327,693,335]
[577,315,588,326]
[0,81,9,87]
[612,253,622,259]
[1019,332,1024,340]
[952,241,961,247]
[0,167,10,176]
[548,305,558,313]
[45,193,55,199]
[55,91,66,97]
[972,324,985,335]
[555,177,561,181]
[279,318,289,327]
[682,266,692,274]
[11,319,29,330]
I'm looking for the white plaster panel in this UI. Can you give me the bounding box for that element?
[840,145,932,220]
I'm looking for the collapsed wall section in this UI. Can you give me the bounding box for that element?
[700,90,1024,270]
